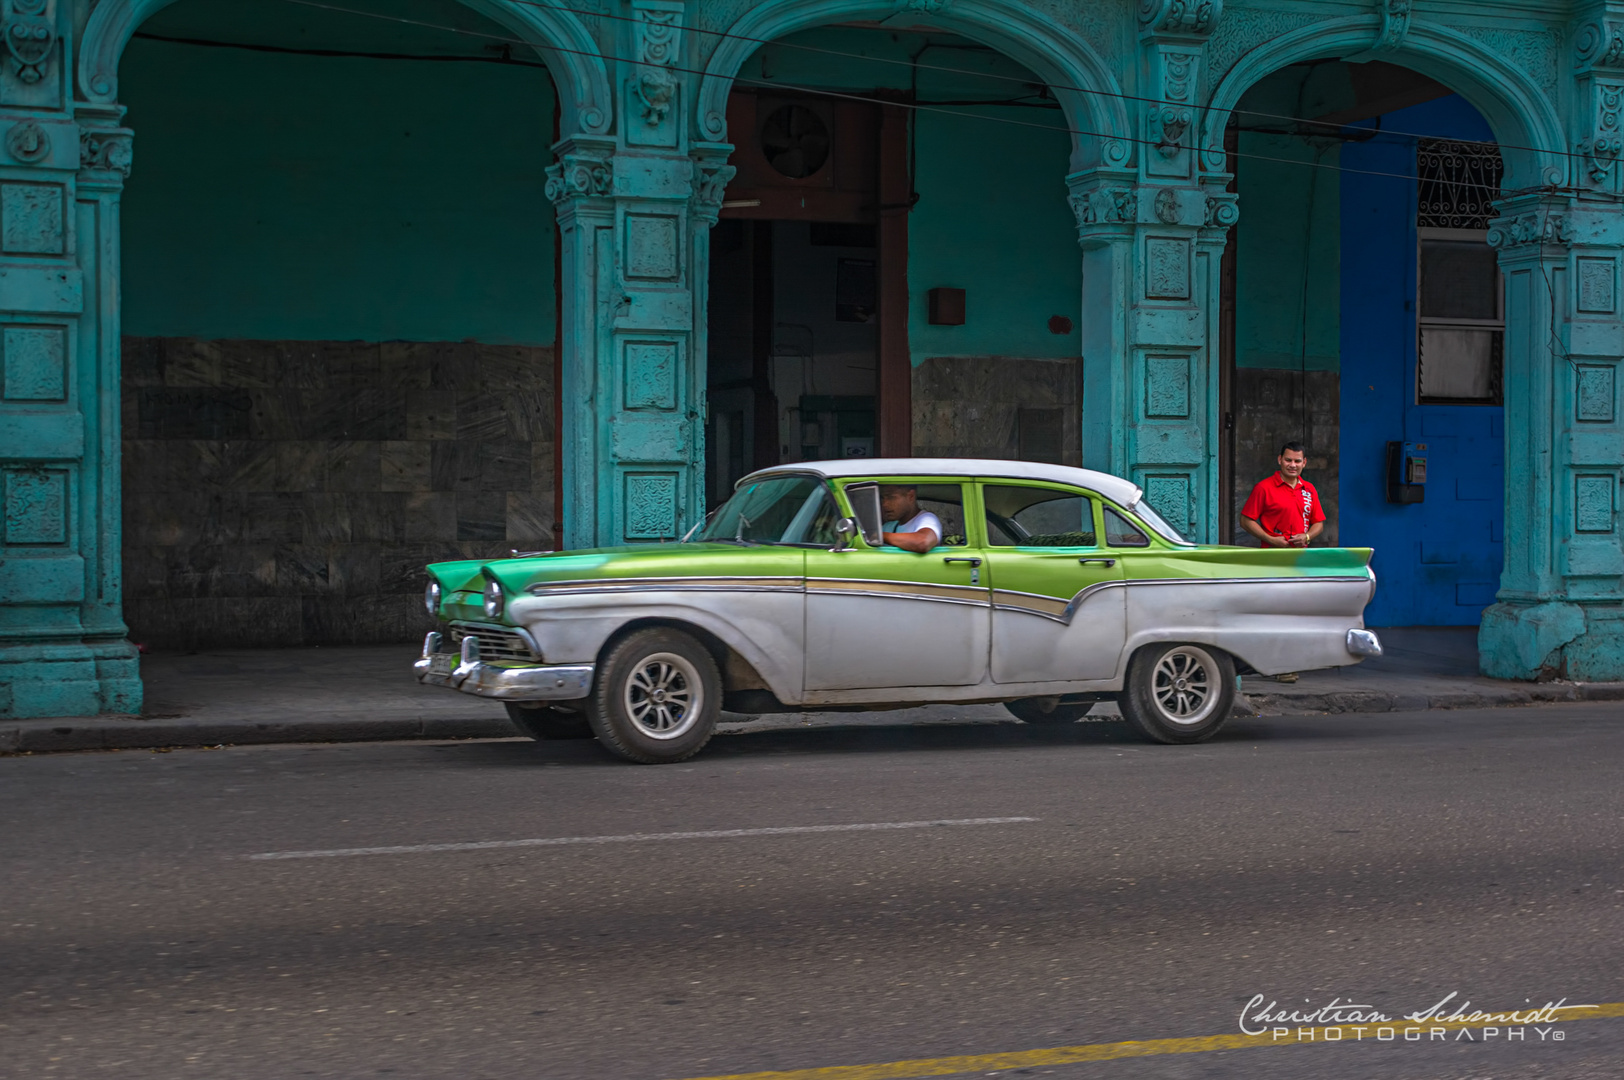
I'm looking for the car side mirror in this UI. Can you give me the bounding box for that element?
[845,483,883,547]
[831,517,858,551]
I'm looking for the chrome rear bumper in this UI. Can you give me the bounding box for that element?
[1345,628,1384,658]
[414,632,593,701]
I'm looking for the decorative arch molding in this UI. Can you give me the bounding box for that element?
[694,0,1134,171]
[1202,16,1567,190]
[76,0,614,136]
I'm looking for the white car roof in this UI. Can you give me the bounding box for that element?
[743,458,1145,508]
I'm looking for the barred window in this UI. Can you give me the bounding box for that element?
[1416,138,1504,230]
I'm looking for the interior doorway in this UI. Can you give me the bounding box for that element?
[705,88,908,505]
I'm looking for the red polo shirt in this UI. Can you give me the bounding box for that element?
[1241,473,1326,540]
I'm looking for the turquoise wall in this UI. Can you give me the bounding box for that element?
[1234,131,1341,371]
[119,0,558,344]
[736,27,1080,362]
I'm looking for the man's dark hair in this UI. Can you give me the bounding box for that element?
[1279,441,1306,457]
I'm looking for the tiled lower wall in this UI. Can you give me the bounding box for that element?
[121,338,555,650]
[912,356,1083,466]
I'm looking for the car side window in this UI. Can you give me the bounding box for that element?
[983,485,1097,547]
[1104,507,1150,548]
[881,482,968,548]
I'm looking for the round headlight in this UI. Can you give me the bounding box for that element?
[424,580,442,617]
[482,579,505,619]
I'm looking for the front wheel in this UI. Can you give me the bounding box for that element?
[583,629,721,764]
[505,702,594,740]
[1118,643,1235,745]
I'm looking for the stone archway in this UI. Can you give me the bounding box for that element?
[693,0,1133,173]
[76,0,612,136]
[1203,15,1624,678]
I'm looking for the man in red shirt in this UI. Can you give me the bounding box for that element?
[1241,442,1326,549]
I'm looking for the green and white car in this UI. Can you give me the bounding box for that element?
[416,459,1381,763]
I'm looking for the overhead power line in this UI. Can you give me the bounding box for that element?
[153,0,1586,200]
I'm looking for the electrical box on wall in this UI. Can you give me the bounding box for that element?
[1386,441,1428,504]
[928,287,966,325]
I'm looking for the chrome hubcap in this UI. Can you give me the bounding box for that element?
[624,652,702,740]
[1152,648,1218,726]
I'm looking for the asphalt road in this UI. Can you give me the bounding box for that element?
[3,702,1623,1080]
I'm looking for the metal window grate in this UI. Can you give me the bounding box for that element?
[1417,139,1504,230]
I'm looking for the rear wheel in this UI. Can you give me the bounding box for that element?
[1119,643,1235,744]
[1004,697,1093,725]
[583,628,721,764]
[504,702,594,740]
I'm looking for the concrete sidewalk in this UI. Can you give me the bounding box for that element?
[3,628,1621,753]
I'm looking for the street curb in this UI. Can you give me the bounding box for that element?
[1242,681,1624,716]
[0,715,518,754]
[6,682,1624,754]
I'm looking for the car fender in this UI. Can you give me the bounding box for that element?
[505,590,806,704]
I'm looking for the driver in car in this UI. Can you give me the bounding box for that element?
[879,485,943,553]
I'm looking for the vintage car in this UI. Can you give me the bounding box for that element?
[416,459,1381,764]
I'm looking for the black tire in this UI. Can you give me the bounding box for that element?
[1004,697,1094,725]
[1118,642,1236,745]
[582,628,721,764]
[505,702,594,740]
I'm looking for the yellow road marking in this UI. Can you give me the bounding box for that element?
[669,1002,1624,1080]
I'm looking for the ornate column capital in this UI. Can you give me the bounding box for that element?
[689,144,735,227]
[545,138,616,223]
[75,104,132,192]
[1487,199,1575,256]
[1066,172,1139,247]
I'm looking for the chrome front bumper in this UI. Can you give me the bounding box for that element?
[414,632,594,702]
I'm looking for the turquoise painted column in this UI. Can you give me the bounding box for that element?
[1480,199,1624,678]
[0,0,140,718]
[1479,12,1624,681]
[548,0,727,548]
[1071,1,1229,543]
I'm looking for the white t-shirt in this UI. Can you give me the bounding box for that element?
[889,509,944,547]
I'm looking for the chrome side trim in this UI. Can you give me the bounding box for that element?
[415,656,595,701]
[1058,574,1374,623]
[807,578,989,605]
[527,575,804,597]
[990,589,1071,622]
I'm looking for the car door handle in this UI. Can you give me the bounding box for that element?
[1078,558,1117,567]
[942,557,983,567]
[943,556,982,586]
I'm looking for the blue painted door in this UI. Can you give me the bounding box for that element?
[1339,97,1505,627]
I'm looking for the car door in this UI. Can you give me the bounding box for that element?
[803,480,990,691]
[980,483,1127,684]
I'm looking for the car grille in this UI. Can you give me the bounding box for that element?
[448,623,539,663]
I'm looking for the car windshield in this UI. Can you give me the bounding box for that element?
[696,475,841,546]
[1129,498,1193,545]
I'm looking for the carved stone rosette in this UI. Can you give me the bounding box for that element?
[4,0,55,85]
[1371,0,1412,55]
[629,0,682,139]
[1139,0,1222,37]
